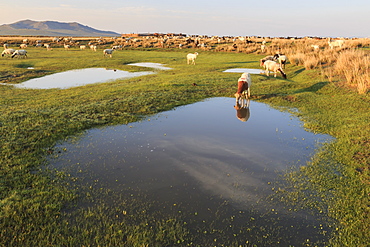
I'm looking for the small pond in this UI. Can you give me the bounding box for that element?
[223,68,263,74]
[49,97,333,245]
[4,63,171,89]
[127,62,173,70]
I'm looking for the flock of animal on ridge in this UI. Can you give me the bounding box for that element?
[1,41,118,59]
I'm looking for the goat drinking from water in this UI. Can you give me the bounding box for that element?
[235,72,252,107]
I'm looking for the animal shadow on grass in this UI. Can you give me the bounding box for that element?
[225,61,255,65]
[14,62,34,68]
[288,68,305,77]
[294,81,329,93]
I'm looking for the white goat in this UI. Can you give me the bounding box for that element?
[273,53,288,69]
[1,48,16,57]
[328,38,345,49]
[20,44,27,49]
[103,49,114,58]
[187,52,198,65]
[261,60,287,79]
[11,50,27,59]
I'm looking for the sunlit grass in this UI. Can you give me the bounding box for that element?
[1,46,369,246]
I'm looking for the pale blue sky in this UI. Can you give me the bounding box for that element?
[0,0,368,37]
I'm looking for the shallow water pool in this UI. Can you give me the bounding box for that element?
[223,68,262,74]
[49,97,333,245]
[10,68,155,89]
[8,63,172,89]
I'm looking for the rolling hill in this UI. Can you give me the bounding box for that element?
[0,20,120,37]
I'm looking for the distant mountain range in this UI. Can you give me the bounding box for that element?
[0,20,120,37]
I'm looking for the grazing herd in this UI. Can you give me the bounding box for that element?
[1,41,120,59]
[233,53,288,108]
[2,37,293,111]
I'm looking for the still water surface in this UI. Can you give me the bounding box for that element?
[49,97,333,245]
[6,63,171,89]
[223,68,262,74]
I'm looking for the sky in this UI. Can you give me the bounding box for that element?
[0,0,369,38]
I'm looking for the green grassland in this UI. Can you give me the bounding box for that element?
[1,47,369,246]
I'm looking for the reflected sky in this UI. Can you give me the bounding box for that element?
[49,97,334,244]
[2,63,171,89]
[11,68,155,89]
[50,97,332,208]
[223,68,262,74]
[127,62,172,70]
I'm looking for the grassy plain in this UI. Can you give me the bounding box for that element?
[0,45,369,246]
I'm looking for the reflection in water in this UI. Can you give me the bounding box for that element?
[234,99,250,122]
[5,68,155,89]
[223,68,262,74]
[127,62,172,70]
[49,97,333,245]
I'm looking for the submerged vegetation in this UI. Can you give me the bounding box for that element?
[0,37,369,246]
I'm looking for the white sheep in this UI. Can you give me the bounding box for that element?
[328,38,345,49]
[80,45,86,50]
[90,45,97,51]
[311,44,320,51]
[260,44,266,52]
[273,53,288,69]
[103,49,114,58]
[259,55,275,67]
[64,44,70,50]
[187,52,199,65]
[1,48,15,57]
[112,45,122,50]
[261,60,287,79]
[11,49,27,59]
[20,44,27,49]
[44,44,52,51]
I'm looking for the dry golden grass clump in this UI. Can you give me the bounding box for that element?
[334,50,370,94]
[267,38,370,94]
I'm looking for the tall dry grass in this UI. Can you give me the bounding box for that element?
[269,38,370,94]
[249,37,369,94]
[334,50,370,94]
